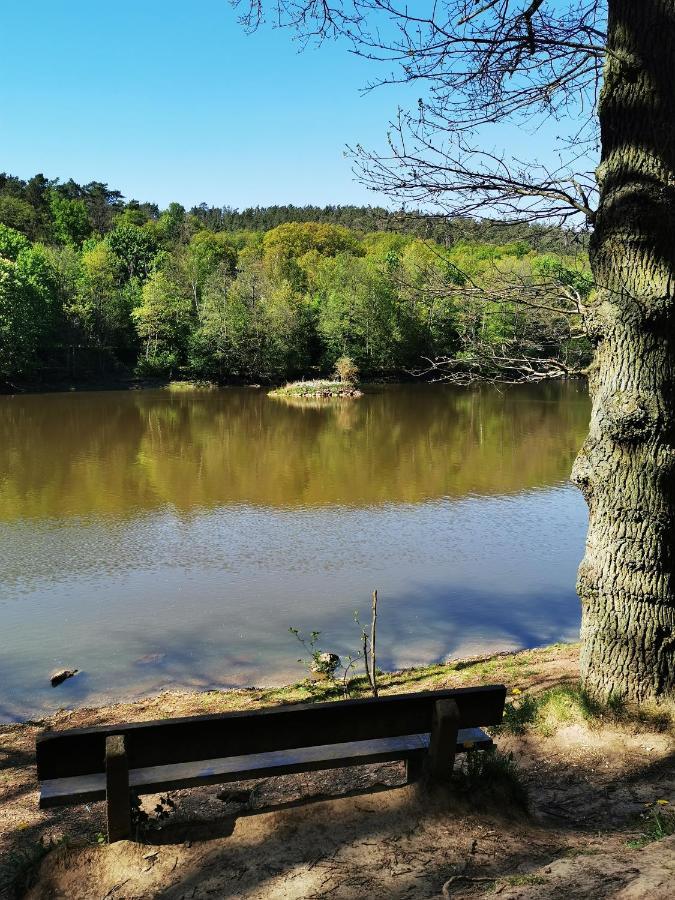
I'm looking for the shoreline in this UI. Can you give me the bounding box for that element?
[0,378,249,397]
[6,642,580,730]
[5,639,675,900]
[0,374,398,397]
[1,373,588,397]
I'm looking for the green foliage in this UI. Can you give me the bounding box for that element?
[158,202,186,242]
[0,237,57,378]
[627,805,675,848]
[106,225,157,279]
[453,748,528,811]
[186,201,579,253]
[49,191,91,246]
[334,355,359,383]
[70,241,131,350]
[533,255,594,299]
[263,221,362,261]
[114,202,151,228]
[0,195,37,236]
[133,270,193,375]
[0,168,594,385]
[315,252,400,371]
[0,223,30,261]
[188,230,238,278]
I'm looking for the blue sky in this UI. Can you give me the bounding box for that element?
[1,1,558,211]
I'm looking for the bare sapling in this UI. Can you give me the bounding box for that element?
[290,588,381,698]
[360,589,378,698]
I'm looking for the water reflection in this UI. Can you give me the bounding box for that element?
[0,383,590,720]
[0,382,589,519]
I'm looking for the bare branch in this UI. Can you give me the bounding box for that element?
[233,0,607,226]
[411,351,585,384]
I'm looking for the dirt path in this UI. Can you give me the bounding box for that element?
[2,644,674,899]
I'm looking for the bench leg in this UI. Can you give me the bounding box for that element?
[406,755,425,784]
[427,699,460,782]
[106,735,131,842]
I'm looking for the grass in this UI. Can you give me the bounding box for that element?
[627,806,675,848]
[532,686,598,735]
[183,645,580,715]
[502,874,549,887]
[497,683,674,736]
[268,379,362,399]
[500,693,542,734]
[453,749,529,811]
[163,380,220,392]
[0,837,66,898]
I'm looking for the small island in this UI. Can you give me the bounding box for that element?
[269,357,363,400]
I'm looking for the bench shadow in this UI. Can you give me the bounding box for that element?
[10,739,675,899]
[147,774,411,845]
[138,744,672,898]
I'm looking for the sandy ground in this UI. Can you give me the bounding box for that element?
[2,644,674,899]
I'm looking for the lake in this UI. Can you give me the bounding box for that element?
[0,382,590,721]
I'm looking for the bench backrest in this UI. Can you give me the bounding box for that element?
[36,685,506,780]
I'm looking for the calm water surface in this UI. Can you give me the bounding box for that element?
[0,382,590,720]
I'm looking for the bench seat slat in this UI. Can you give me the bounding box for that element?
[39,727,491,809]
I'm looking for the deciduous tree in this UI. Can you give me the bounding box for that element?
[0,225,56,377]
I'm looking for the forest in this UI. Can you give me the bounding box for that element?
[0,172,592,386]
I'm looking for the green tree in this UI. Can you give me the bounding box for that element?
[190,255,309,381]
[0,229,56,379]
[0,196,37,236]
[263,279,312,376]
[263,221,363,290]
[395,239,459,363]
[106,225,157,279]
[181,231,238,322]
[133,270,193,376]
[0,223,30,260]
[190,261,264,380]
[316,253,399,372]
[81,181,124,233]
[158,202,187,243]
[49,191,92,245]
[114,201,151,228]
[70,241,131,352]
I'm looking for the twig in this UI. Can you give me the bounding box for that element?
[370,589,378,698]
[361,590,379,697]
[362,629,370,685]
[103,879,130,899]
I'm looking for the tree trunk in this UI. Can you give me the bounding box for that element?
[572,0,675,701]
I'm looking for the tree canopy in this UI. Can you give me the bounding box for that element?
[0,170,590,386]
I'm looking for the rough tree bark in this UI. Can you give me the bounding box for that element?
[572,0,675,701]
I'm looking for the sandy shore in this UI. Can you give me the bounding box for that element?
[2,643,674,899]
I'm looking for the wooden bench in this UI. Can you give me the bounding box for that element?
[36,685,506,841]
